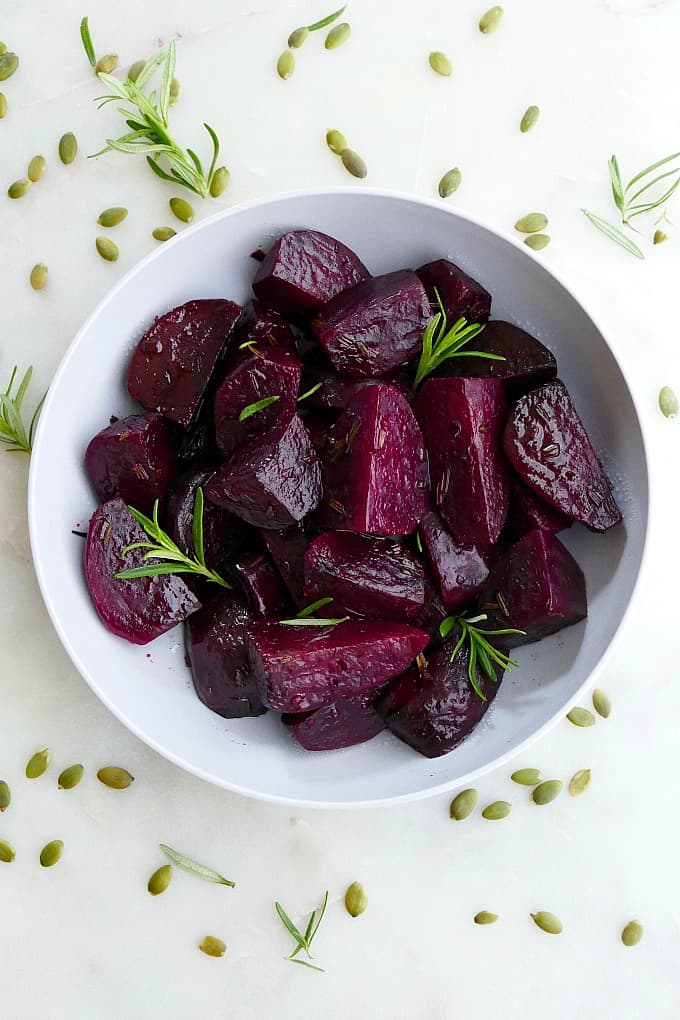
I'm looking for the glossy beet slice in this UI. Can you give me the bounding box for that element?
[304,532,426,622]
[232,552,292,618]
[85,498,201,645]
[312,271,431,377]
[418,510,489,613]
[377,640,503,758]
[213,347,302,456]
[503,380,622,531]
[127,299,242,427]
[320,383,429,536]
[416,258,491,325]
[247,620,429,713]
[84,412,178,514]
[442,321,557,396]
[413,377,509,548]
[252,229,369,314]
[282,695,384,751]
[480,529,587,647]
[259,522,309,607]
[205,412,321,529]
[235,299,297,355]
[505,476,572,540]
[185,593,265,717]
[166,468,248,571]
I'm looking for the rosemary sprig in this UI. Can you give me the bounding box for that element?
[279,597,348,626]
[115,488,230,588]
[80,16,96,67]
[0,366,46,454]
[439,613,525,700]
[297,382,323,402]
[159,844,235,887]
[239,395,280,421]
[275,891,328,972]
[413,289,502,388]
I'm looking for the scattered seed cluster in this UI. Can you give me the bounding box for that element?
[278,5,350,82]
[325,129,367,179]
[0,40,20,119]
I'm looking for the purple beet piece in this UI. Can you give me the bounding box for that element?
[252,229,369,314]
[247,620,429,713]
[84,412,178,514]
[205,412,321,529]
[413,377,509,549]
[213,347,302,456]
[166,468,248,571]
[479,529,587,647]
[503,380,622,532]
[301,354,413,410]
[416,258,491,325]
[235,299,297,355]
[282,695,385,751]
[232,552,292,618]
[259,522,309,607]
[320,383,429,536]
[304,532,426,622]
[418,510,489,613]
[312,270,431,377]
[442,321,557,396]
[127,299,242,428]
[85,498,201,645]
[505,476,573,540]
[377,639,503,758]
[413,569,448,644]
[185,593,265,717]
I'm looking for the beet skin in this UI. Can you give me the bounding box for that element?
[282,695,385,751]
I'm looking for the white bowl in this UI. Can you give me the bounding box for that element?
[28,189,649,808]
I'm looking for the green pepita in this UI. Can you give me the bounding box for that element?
[95,53,119,75]
[659,385,678,419]
[438,167,461,199]
[520,105,540,133]
[524,233,550,251]
[344,881,368,917]
[128,59,146,83]
[97,765,133,788]
[95,237,119,262]
[531,911,563,935]
[97,206,128,228]
[340,148,367,179]
[27,155,47,182]
[653,229,668,244]
[30,263,48,291]
[148,864,173,896]
[169,78,180,106]
[288,27,309,49]
[592,688,611,718]
[199,935,226,957]
[0,43,6,56]
[568,768,591,797]
[515,212,548,233]
[479,6,504,34]
[58,132,78,165]
[209,166,230,198]
[0,780,10,811]
[511,768,542,786]
[8,178,31,199]
[152,226,176,242]
[58,764,84,790]
[474,911,498,924]
[26,747,50,778]
[567,706,596,727]
[0,839,15,863]
[326,129,348,155]
[0,52,19,82]
[429,51,452,77]
[40,840,63,867]
[450,787,477,820]
[325,23,351,49]
[621,920,643,947]
[532,779,562,805]
[169,197,194,223]
[277,50,295,80]
[482,800,511,820]
[0,93,6,118]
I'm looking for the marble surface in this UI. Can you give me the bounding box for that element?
[1,0,679,1016]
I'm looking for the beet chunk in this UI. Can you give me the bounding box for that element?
[205,412,321,529]
[503,380,622,532]
[166,468,248,571]
[282,695,385,751]
[304,532,425,622]
[236,299,297,354]
[301,354,413,410]
[442,321,557,396]
[259,522,309,607]
[413,377,509,548]
[252,229,369,314]
[232,553,292,617]
[85,498,201,645]
[84,412,178,514]
[185,593,265,717]
[413,570,448,644]
[320,383,429,536]
[247,620,429,713]
[416,259,491,325]
[127,299,241,427]
[418,510,489,613]
[312,271,430,377]
[505,476,572,540]
[480,529,587,647]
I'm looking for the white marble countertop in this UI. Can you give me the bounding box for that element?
[1,0,679,1017]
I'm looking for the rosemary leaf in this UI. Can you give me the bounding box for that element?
[0,366,46,454]
[80,16,96,67]
[297,597,334,618]
[239,395,280,421]
[307,5,347,31]
[582,209,644,259]
[159,844,236,887]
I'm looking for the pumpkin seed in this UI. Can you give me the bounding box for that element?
[532,780,562,805]
[0,839,15,863]
[128,59,146,83]
[511,768,542,786]
[479,5,504,33]
[95,53,119,75]
[0,52,19,81]
[341,148,367,179]
[568,768,591,797]
[148,864,173,896]
[520,105,540,133]
[592,688,611,718]
[326,129,348,155]
[40,839,63,867]
[567,707,596,727]
[449,787,477,820]
[474,911,498,924]
[8,178,31,199]
[58,764,84,790]
[524,233,550,251]
[621,920,643,947]
[95,237,119,262]
[26,747,50,778]
[515,212,548,233]
[30,263,48,291]
[438,167,461,199]
[277,50,295,80]
[199,935,226,957]
[659,385,678,418]
[152,226,176,242]
[169,197,194,223]
[0,780,10,811]
[58,132,78,165]
[209,166,230,198]
[429,51,452,76]
[27,155,47,182]
[482,800,511,820]
[344,881,368,917]
[653,229,668,244]
[531,911,563,934]
[169,77,180,106]
[0,93,6,118]
[97,765,133,788]
[325,23,351,49]
[288,27,309,48]
[97,206,128,228]
[0,43,6,56]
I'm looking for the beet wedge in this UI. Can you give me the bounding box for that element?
[503,380,622,531]
[185,593,265,717]
[205,412,321,529]
[235,299,297,354]
[127,299,241,428]
[312,270,431,377]
[282,695,385,751]
[85,412,178,515]
[166,468,248,572]
[259,522,309,607]
[85,498,201,645]
[418,510,489,613]
[252,229,369,314]
[304,531,426,622]
[442,320,557,396]
[232,552,292,618]
[416,258,491,326]
[300,353,413,410]
[320,383,429,536]
[413,377,509,548]
[247,620,429,713]
[505,475,572,540]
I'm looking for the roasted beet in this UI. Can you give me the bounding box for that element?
[304,532,425,621]
[232,552,292,617]
[442,320,557,396]
[282,695,385,751]
[84,412,178,514]
[505,476,572,540]
[252,229,369,314]
[166,467,248,571]
[301,354,413,410]
[259,522,309,607]
[416,258,491,325]
[236,299,297,354]
[247,620,429,713]
[320,383,429,536]
[418,510,489,613]
[312,271,431,377]
[413,570,448,644]
[413,377,509,548]
[503,380,622,532]
[205,412,321,529]
[85,498,201,645]
[185,593,265,717]
[127,299,242,428]
[480,529,587,647]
